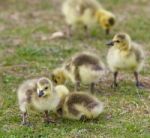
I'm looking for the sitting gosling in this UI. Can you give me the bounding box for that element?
[62,0,115,35]
[17,77,69,125]
[106,33,144,88]
[61,92,104,120]
[52,52,106,93]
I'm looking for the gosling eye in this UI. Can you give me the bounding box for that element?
[116,40,120,43]
[44,86,48,90]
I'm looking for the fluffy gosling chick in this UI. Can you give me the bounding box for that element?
[62,0,115,35]
[17,77,69,125]
[62,92,104,120]
[52,52,106,93]
[106,33,144,88]
[95,9,115,34]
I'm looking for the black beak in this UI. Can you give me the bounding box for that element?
[106,41,114,46]
[105,29,110,35]
[38,90,44,97]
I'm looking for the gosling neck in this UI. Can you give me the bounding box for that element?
[95,10,102,22]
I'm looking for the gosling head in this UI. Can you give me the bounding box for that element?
[51,68,66,85]
[96,9,115,34]
[36,77,53,97]
[106,33,131,50]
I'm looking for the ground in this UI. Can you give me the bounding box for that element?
[0,0,150,137]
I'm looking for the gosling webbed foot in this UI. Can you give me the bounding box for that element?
[136,82,144,89]
[44,117,56,124]
[134,72,144,89]
[21,121,32,127]
[80,115,87,122]
[111,82,118,88]
[44,110,56,124]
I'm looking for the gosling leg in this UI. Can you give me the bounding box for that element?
[66,24,72,37]
[75,81,80,91]
[134,72,144,88]
[21,112,30,126]
[83,25,90,37]
[90,82,95,94]
[44,110,55,124]
[105,29,110,35]
[112,71,118,88]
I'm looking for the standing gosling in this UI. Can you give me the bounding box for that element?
[17,77,69,125]
[106,33,144,88]
[52,52,106,93]
[61,92,104,120]
[62,0,115,35]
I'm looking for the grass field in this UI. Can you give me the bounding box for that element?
[0,0,150,137]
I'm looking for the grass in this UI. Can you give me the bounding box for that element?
[0,0,150,137]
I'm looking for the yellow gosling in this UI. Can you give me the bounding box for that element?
[62,0,115,35]
[106,33,144,88]
[62,92,104,120]
[17,77,69,125]
[52,52,107,93]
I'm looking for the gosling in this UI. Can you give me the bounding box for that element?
[61,92,104,120]
[62,0,115,35]
[106,33,144,88]
[17,77,69,125]
[52,52,106,93]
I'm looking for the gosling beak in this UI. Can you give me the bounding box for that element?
[38,90,44,97]
[106,41,114,46]
[105,29,110,35]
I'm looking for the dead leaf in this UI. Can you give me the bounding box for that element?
[49,31,66,40]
